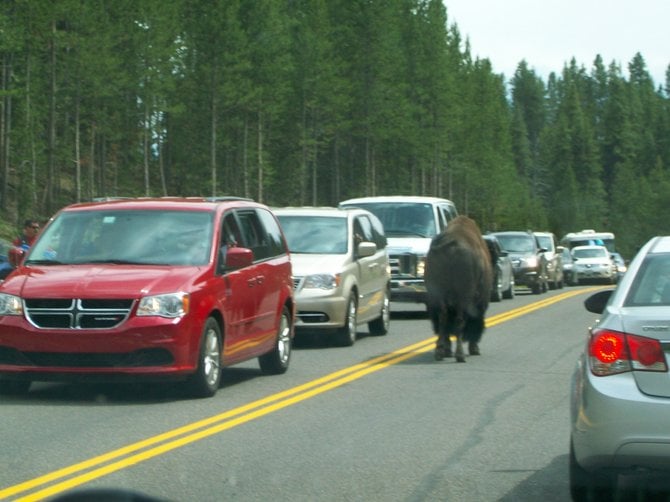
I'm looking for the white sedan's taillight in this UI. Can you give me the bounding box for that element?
[589,328,668,376]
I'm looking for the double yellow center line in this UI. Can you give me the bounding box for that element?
[1,287,600,501]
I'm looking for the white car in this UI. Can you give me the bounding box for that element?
[338,196,458,304]
[571,245,616,284]
[274,207,390,346]
[571,236,670,498]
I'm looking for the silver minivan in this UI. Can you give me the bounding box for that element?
[274,207,390,346]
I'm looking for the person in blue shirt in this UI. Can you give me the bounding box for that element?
[8,219,40,268]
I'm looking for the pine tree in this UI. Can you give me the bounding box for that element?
[239,0,293,203]
[510,62,547,201]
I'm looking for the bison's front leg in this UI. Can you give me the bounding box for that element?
[454,335,466,362]
[434,334,453,360]
[453,314,466,362]
[434,334,445,361]
[433,309,453,360]
[464,314,484,356]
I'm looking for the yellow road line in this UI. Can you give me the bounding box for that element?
[1,340,436,501]
[486,286,603,326]
[1,287,603,501]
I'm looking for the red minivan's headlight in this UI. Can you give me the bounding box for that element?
[137,292,190,318]
[0,293,23,316]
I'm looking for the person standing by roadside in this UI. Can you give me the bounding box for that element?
[8,219,40,268]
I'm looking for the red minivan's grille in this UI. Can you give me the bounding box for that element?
[24,299,134,329]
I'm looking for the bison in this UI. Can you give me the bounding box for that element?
[425,216,492,362]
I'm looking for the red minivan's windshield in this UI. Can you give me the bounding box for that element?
[28,209,214,266]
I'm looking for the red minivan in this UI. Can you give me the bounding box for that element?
[0,197,294,398]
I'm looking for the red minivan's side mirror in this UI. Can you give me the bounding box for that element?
[225,246,254,269]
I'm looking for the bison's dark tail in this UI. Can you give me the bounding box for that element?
[427,304,462,337]
[462,315,485,343]
[428,305,440,334]
[441,306,461,336]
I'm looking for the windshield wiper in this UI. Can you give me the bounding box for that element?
[25,259,63,265]
[80,259,148,265]
[387,231,427,238]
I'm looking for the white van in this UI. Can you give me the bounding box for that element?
[339,196,458,304]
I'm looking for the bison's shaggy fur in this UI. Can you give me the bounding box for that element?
[425,216,492,362]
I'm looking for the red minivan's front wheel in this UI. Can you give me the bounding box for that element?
[185,318,222,398]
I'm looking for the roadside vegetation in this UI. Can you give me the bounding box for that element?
[0,0,668,256]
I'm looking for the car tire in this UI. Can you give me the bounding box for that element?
[549,273,557,290]
[569,441,589,501]
[335,294,357,346]
[491,273,503,302]
[368,288,390,336]
[503,278,515,299]
[185,318,222,398]
[0,379,31,395]
[569,440,617,501]
[532,282,542,294]
[259,306,292,374]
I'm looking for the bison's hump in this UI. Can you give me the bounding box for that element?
[424,215,492,310]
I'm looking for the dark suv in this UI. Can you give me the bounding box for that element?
[491,231,548,294]
[0,197,295,398]
[483,234,515,301]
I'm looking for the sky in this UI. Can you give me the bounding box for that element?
[443,0,669,86]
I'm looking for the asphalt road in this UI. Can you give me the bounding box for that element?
[1,285,606,502]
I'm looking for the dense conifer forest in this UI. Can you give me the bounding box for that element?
[0,0,668,256]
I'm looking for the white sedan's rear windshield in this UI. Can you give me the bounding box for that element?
[626,255,670,306]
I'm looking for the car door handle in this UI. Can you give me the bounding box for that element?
[248,275,264,287]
